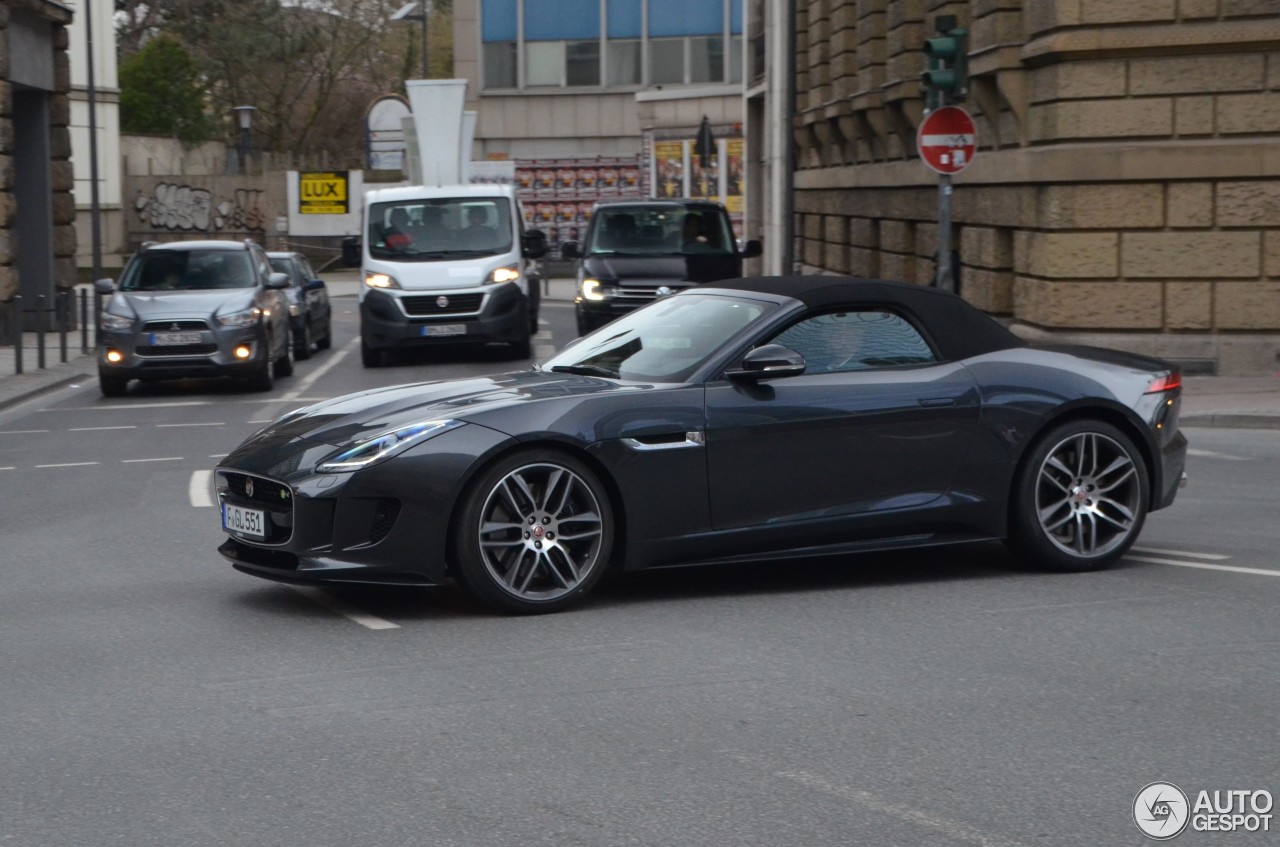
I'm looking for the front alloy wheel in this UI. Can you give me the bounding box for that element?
[455,451,613,614]
[1010,419,1149,571]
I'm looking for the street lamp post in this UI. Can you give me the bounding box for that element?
[233,105,256,174]
[391,2,430,79]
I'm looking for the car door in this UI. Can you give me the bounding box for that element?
[704,307,981,532]
[299,256,328,331]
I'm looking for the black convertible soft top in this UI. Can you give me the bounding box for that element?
[709,275,1025,362]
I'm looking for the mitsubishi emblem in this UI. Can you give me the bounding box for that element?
[170,323,181,331]
[436,295,450,309]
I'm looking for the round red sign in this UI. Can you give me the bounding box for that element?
[917,106,977,175]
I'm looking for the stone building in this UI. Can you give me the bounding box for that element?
[1,0,77,341]
[786,0,1280,375]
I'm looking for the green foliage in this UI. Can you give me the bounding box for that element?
[119,35,214,144]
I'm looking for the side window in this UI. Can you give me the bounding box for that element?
[771,310,938,374]
[300,259,316,281]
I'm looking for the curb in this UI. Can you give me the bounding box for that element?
[0,370,92,414]
[1179,414,1280,430]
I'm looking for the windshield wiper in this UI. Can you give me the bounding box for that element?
[549,364,620,378]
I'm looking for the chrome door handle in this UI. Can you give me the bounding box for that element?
[621,431,706,451]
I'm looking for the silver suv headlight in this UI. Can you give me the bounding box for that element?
[217,307,261,327]
[99,311,134,331]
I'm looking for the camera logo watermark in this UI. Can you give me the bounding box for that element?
[1134,782,1274,839]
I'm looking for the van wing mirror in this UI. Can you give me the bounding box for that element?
[741,239,763,259]
[560,241,582,260]
[341,236,361,268]
[725,344,806,381]
[523,229,548,260]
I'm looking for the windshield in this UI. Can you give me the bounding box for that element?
[585,207,736,257]
[541,293,773,382]
[368,198,513,261]
[120,250,256,291]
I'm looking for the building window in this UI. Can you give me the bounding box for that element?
[608,39,642,85]
[649,38,685,85]
[526,41,564,86]
[566,40,601,86]
[689,36,724,83]
[729,34,744,84]
[484,41,518,88]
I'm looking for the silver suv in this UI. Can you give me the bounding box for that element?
[95,240,293,396]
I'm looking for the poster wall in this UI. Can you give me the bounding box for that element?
[497,156,646,257]
[648,137,746,238]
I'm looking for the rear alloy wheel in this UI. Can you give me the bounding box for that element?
[294,323,312,360]
[99,375,128,397]
[455,451,613,614]
[1009,419,1148,571]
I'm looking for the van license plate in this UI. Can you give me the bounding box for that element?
[422,324,466,337]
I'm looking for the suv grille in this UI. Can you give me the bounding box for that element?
[616,283,690,305]
[401,294,484,316]
[137,343,218,356]
[142,320,210,332]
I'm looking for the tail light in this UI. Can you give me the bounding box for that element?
[1145,372,1182,394]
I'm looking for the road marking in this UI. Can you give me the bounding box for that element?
[774,770,1029,847]
[247,419,275,424]
[36,462,99,468]
[1131,546,1230,561]
[50,401,215,411]
[0,466,14,471]
[285,585,400,630]
[1128,555,1280,578]
[122,456,183,463]
[157,422,224,428]
[1186,448,1246,461]
[281,341,352,401]
[209,453,227,458]
[71,425,137,431]
[0,430,50,435]
[189,470,215,507]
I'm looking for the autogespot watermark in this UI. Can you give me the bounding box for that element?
[1133,782,1274,839]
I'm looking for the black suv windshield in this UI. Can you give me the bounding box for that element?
[586,206,735,257]
[120,250,256,291]
[368,198,513,261]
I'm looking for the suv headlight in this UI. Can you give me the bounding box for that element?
[485,265,520,285]
[217,307,261,327]
[580,278,614,301]
[316,419,464,473]
[99,311,134,331]
[365,272,401,290]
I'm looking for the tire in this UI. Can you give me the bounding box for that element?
[1007,418,1149,572]
[316,319,332,351]
[453,450,614,614]
[99,375,128,397]
[250,357,274,392]
[509,325,532,360]
[527,284,541,335]
[294,322,312,360]
[274,332,294,378]
[360,337,383,368]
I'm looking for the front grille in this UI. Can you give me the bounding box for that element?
[218,471,295,545]
[401,293,485,316]
[136,343,219,357]
[142,319,210,332]
[616,284,689,304]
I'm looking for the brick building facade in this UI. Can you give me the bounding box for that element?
[791,0,1280,375]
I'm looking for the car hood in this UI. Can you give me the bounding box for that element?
[583,253,742,284]
[227,369,631,457]
[114,290,256,320]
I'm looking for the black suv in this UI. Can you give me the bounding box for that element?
[562,200,762,335]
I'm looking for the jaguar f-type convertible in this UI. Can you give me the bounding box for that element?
[216,276,1187,614]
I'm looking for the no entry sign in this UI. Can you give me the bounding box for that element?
[917,106,977,175]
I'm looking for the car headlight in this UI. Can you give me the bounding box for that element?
[580,278,611,301]
[485,265,520,285]
[288,303,303,317]
[365,272,400,289]
[99,311,133,331]
[316,419,464,473]
[217,307,261,327]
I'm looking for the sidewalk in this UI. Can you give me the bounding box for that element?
[2,275,1278,427]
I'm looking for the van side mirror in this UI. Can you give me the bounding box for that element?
[560,241,582,260]
[341,236,361,268]
[523,229,548,259]
[741,239,763,259]
[725,344,806,381]
[94,278,115,296]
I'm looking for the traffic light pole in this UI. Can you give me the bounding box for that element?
[921,15,966,292]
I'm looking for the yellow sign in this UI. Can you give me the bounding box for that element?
[299,171,348,215]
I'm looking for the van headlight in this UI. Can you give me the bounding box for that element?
[316,419,464,473]
[485,265,520,285]
[365,272,401,289]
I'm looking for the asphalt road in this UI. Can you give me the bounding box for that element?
[1,296,1277,846]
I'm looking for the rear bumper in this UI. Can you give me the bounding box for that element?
[1153,429,1188,511]
[360,283,527,351]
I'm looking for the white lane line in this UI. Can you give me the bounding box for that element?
[285,585,400,630]
[122,457,184,463]
[209,453,227,458]
[281,341,353,402]
[1131,546,1230,561]
[71,425,137,431]
[0,430,50,435]
[46,401,213,411]
[774,770,1029,847]
[36,462,100,468]
[189,470,215,507]
[1186,448,1246,461]
[247,419,274,424]
[0,466,15,471]
[1128,555,1280,578]
[157,422,224,428]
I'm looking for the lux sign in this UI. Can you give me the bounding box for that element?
[298,171,349,215]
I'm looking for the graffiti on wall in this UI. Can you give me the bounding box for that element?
[134,183,267,232]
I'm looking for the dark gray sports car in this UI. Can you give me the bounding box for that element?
[216,276,1187,614]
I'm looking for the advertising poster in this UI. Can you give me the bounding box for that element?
[724,138,745,214]
[536,167,556,190]
[512,155,646,255]
[653,141,684,199]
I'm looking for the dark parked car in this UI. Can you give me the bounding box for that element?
[267,251,333,360]
[216,276,1187,614]
[562,200,762,335]
[96,240,293,396]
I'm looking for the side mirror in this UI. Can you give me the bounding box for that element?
[341,236,362,268]
[725,343,806,381]
[94,278,115,295]
[523,229,548,260]
[741,239,763,259]
[305,278,326,292]
[265,272,290,290]
[560,241,582,260]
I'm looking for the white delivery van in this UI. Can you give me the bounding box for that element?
[350,183,547,366]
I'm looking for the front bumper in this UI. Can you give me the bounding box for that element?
[360,282,527,351]
[97,324,269,381]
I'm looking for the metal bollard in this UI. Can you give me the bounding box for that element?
[37,294,46,370]
[81,289,89,354]
[59,290,69,364]
[12,294,22,375]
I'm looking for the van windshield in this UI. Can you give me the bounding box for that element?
[585,207,735,257]
[368,198,513,261]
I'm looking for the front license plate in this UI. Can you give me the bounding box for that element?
[222,502,266,538]
[421,324,466,337]
[150,331,204,346]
